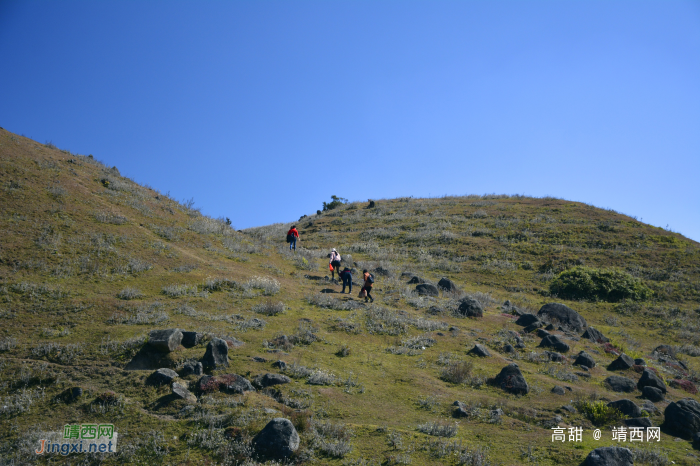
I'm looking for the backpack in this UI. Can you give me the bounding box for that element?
[368,273,374,284]
[286,233,292,243]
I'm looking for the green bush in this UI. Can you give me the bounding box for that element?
[322,195,348,211]
[549,266,652,302]
[576,400,623,426]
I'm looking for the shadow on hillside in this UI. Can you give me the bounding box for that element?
[125,346,179,371]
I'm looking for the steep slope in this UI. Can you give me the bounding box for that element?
[1,128,699,465]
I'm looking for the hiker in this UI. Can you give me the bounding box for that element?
[329,248,341,280]
[339,267,352,294]
[362,269,374,303]
[286,225,299,251]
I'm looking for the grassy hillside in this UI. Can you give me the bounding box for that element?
[1,127,699,465]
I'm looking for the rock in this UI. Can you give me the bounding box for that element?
[149,368,179,385]
[552,385,566,395]
[608,353,635,371]
[252,418,300,460]
[272,360,287,370]
[637,368,666,393]
[202,338,229,368]
[400,272,414,278]
[574,351,596,368]
[469,344,490,357]
[415,283,439,297]
[504,343,515,353]
[604,376,637,393]
[583,446,633,466]
[437,278,458,293]
[537,303,587,332]
[653,344,675,356]
[494,363,529,395]
[181,331,202,348]
[456,297,484,318]
[148,328,183,353]
[522,323,542,333]
[545,351,566,363]
[503,300,511,308]
[538,335,570,353]
[607,399,642,418]
[561,405,577,413]
[624,417,652,429]
[515,314,540,327]
[545,323,555,330]
[693,432,700,449]
[663,398,700,439]
[515,342,526,349]
[179,361,203,377]
[642,386,665,402]
[254,373,292,388]
[220,374,255,394]
[641,401,660,415]
[634,358,646,366]
[581,326,609,343]
[252,356,267,363]
[70,387,83,400]
[172,382,197,403]
[536,329,550,338]
[408,276,427,284]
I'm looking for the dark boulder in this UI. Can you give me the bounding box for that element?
[456,297,483,318]
[453,401,468,418]
[545,323,555,330]
[642,386,664,402]
[179,361,203,377]
[624,417,652,429]
[415,283,439,297]
[202,338,229,368]
[693,432,700,449]
[545,351,566,363]
[537,303,587,332]
[148,328,183,353]
[582,327,609,343]
[604,376,637,393]
[252,418,300,460]
[503,343,515,353]
[574,351,596,368]
[468,344,490,357]
[583,446,633,466]
[494,363,529,395]
[437,278,458,293]
[515,314,540,327]
[408,276,427,284]
[608,354,635,371]
[538,335,570,353]
[181,331,203,348]
[148,368,179,385]
[634,358,646,366]
[536,329,550,338]
[637,368,666,393]
[272,360,287,370]
[552,385,566,395]
[522,323,542,333]
[607,399,642,418]
[220,374,255,394]
[663,398,700,439]
[254,373,292,388]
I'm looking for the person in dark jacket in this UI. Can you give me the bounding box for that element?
[362,269,374,303]
[287,226,299,251]
[339,267,352,294]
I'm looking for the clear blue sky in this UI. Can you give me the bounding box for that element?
[1,1,699,240]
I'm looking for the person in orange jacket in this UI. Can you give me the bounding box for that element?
[286,225,299,251]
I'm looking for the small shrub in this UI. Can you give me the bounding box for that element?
[417,420,457,438]
[669,379,698,394]
[322,195,348,211]
[576,400,623,426]
[441,361,473,384]
[117,287,143,300]
[336,345,351,357]
[252,301,285,316]
[550,266,652,302]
